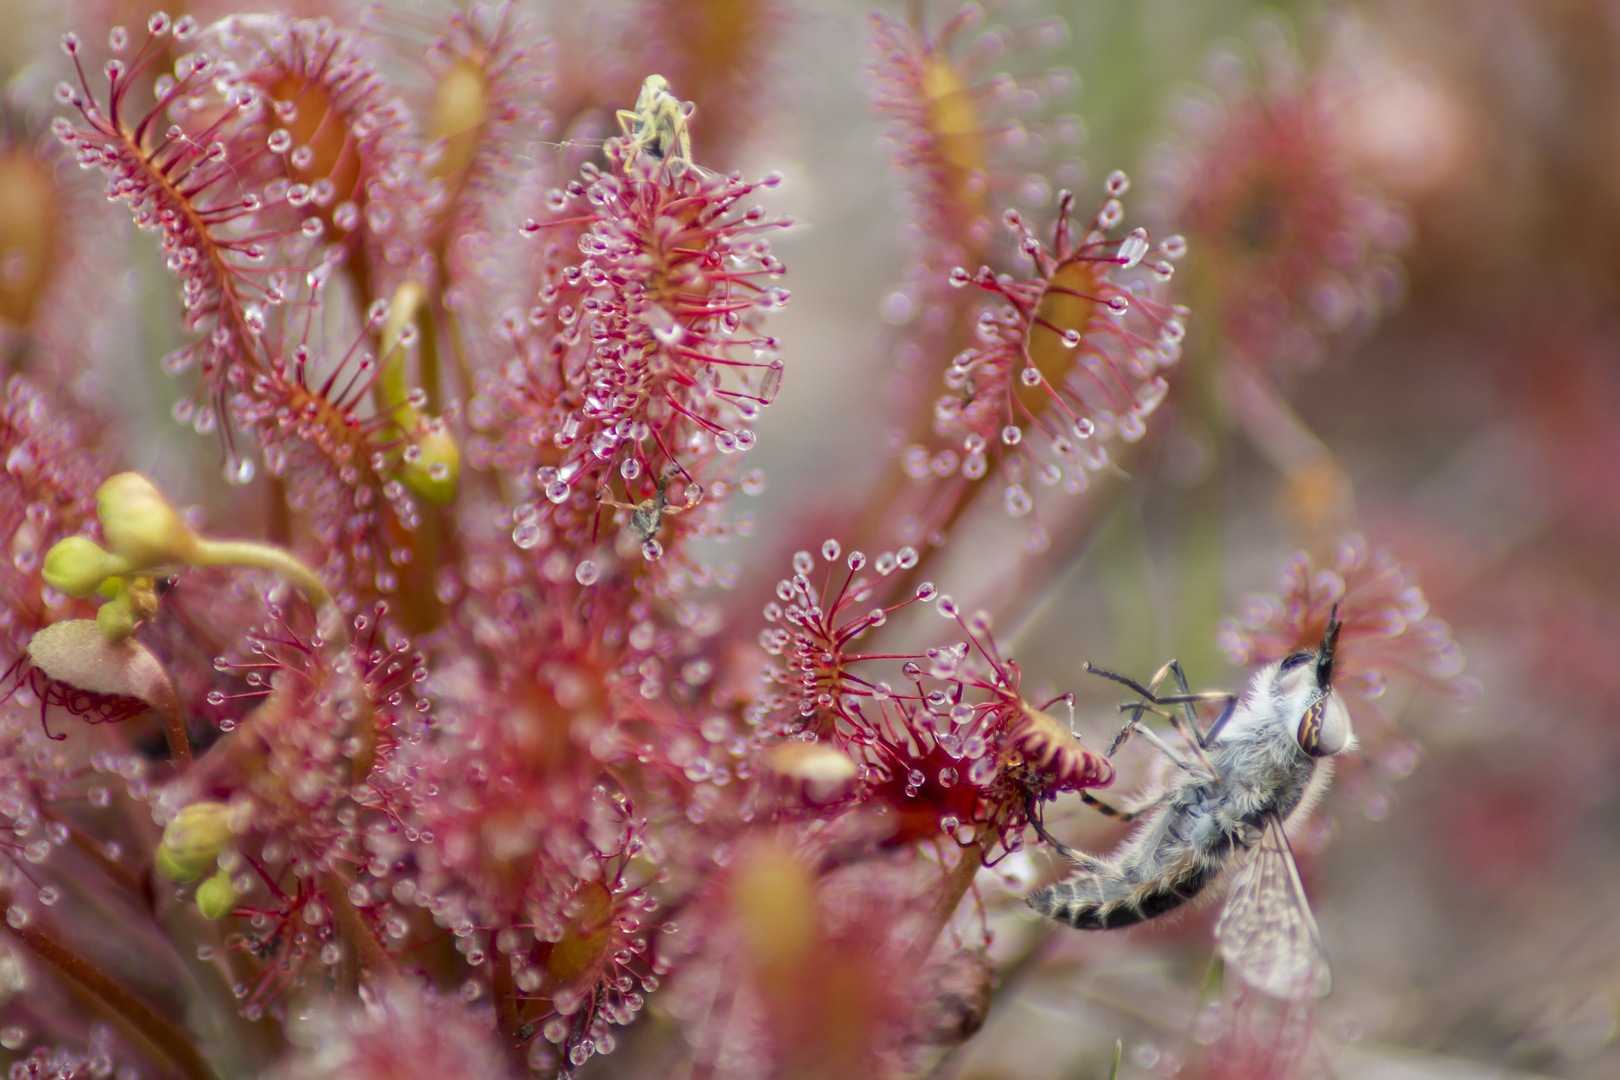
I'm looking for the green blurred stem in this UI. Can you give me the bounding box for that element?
[443,301,475,414]
[418,297,441,414]
[191,539,331,612]
[378,281,428,438]
[1176,477,1226,681]
[1173,237,1232,678]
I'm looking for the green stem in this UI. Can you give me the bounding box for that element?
[377,282,427,434]
[191,538,331,611]
[443,301,476,410]
[418,295,442,414]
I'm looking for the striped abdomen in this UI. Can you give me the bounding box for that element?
[1027,854,1220,930]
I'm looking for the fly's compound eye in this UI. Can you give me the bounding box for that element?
[1296,693,1351,757]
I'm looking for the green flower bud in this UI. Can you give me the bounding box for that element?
[399,425,461,506]
[97,473,199,568]
[195,866,239,921]
[96,592,137,642]
[42,536,128,598]
[155,801,241,883]
[155,843,206,884]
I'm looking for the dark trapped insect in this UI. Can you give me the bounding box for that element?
[1026,611,1352,1000]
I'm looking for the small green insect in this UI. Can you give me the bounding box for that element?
[616,74,693,167]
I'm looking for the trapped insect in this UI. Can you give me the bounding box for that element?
[596,468,693,544]
[1026,611,1353,1000]
[616,73,694,167]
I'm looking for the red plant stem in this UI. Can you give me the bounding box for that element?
[906,839,985,973]
[1,897,213,1080]
[153,698,192,769]
[320,872,398,984]
[45,811,144,896]
[490,948,527,1069]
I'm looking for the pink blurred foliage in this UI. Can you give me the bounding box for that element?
[1218,532,1472,705]
[0,1,1510,1078]
[1145,21,1409,381]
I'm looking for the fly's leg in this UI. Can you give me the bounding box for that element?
[1138,658,1239,739]
[1024,793,1124,877]
[1078,790,1168,823]
[1145,660,1224,773]
[1147,660,1242,745]
[1088,662,1205,774]
[1085,662,1162,713]
[1197,693,1240,745]
[1078,791,1136,821]
[1105,706,1142,758]
[1088,663,1167,758]
[1147,692,1241,745]
[1118,711,1206,775]
[1161,660,1209,746]
[1087,660,1231,775]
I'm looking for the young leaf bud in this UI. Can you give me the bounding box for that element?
[156,801,243,883]
[93,577,159,642]
[96,472,199,568]
[195,865,240,920]
[96,591,137,641]
[42,536,130,597]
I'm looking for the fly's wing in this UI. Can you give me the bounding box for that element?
[1213,813,1331,1000]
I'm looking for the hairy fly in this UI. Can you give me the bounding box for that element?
[1026,612,1353,999]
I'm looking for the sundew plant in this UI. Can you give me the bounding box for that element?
[7,0,1614,1077]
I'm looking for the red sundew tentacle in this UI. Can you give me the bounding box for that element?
[754,541,1112,859]
[486,142,788,583]
[158,597,427,1014]
[6,663,153,743]
[857,186,1182,554]
[661,395,726,435]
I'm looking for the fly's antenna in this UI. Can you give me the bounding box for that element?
[1316,602,1342,691]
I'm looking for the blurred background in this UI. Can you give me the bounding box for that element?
[5,0,1620,1077]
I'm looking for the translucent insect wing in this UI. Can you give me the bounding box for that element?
[1213,814,1331,1000]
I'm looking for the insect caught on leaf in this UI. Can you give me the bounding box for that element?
[616,74,693,168]
[1026,609,1352,1000]
[597,469,694,544]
